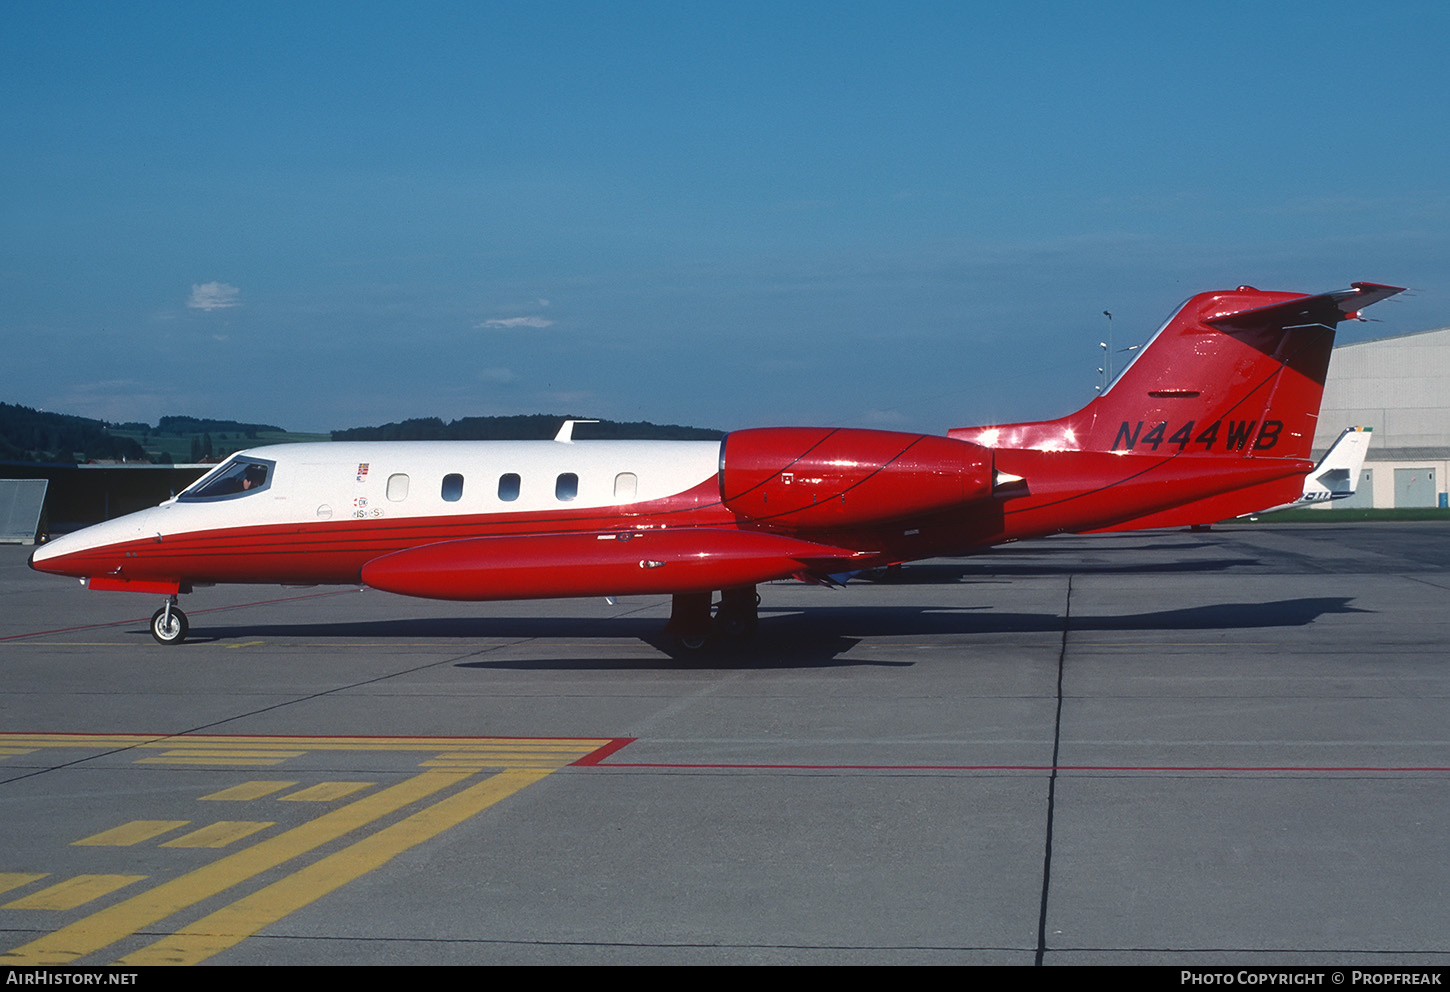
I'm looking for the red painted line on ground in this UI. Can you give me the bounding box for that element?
[1053,765,1450,773]
[596,761,1450,773]
[573,738,637,765]
[0,588,362,642]
[0,729,1436,774]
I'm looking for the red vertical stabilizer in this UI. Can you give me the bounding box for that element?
[950,282,1403,462]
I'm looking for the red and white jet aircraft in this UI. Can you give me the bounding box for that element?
[30,282,1402,648]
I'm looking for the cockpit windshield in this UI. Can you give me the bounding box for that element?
[179,456,275,501]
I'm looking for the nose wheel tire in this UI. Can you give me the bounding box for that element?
[151,606,189,645]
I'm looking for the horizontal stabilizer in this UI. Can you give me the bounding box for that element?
[1205,282,1404,331]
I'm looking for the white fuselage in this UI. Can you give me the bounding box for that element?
[32,439,725,565]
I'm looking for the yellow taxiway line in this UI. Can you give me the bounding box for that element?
[1,768,471,965]
[120,768,550,965]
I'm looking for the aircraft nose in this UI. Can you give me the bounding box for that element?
[28,531,64,570]
[26,515,148,579]
[28,529,78,575]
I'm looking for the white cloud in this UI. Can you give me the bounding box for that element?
[478,367,517,384]
[187,281,241,311]
[861,408,909,426]
[478,316,554,329]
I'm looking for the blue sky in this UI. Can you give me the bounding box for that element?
[4,1,1448,434]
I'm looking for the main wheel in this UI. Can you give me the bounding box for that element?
[714,606,757,641]
[714,586,759,642]
[150,606,189,645]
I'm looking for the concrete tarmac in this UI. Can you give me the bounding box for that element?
[1,523,1447,965]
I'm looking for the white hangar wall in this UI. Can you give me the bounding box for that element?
[1312,326,1450,509]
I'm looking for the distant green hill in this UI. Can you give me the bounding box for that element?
[155,415,286,437]
[0,402,148,463]
[2,403,722,467]
[106,428,332,465]
[332,414,723,442]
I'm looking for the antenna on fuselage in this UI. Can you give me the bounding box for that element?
[553,419,600,444]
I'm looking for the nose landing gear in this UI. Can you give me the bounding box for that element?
[150,596,189,645]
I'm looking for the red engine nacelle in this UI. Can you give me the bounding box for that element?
[719,427,994,529]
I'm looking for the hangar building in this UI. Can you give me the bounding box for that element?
[1312,326,1450,508]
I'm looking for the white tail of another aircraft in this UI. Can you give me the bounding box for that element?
[1253,426,1373,514]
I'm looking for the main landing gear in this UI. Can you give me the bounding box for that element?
[150,595,189,645]
[667,586,760,652]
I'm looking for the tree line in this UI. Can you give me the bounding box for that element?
[331,414,723,442]
[0,402,147,463]
[2,403,722,464]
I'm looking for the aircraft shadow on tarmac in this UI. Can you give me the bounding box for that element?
[173,596,1369,670]
[877,553,1261,583]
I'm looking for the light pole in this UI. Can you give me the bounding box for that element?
[1102,311,1114,382]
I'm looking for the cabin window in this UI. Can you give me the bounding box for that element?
[498,473,520,501]
[387,473,410,502]
[441,473,464,502]
[556,472,578,501]
[614,472,637,501]
[179,456,275,501]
